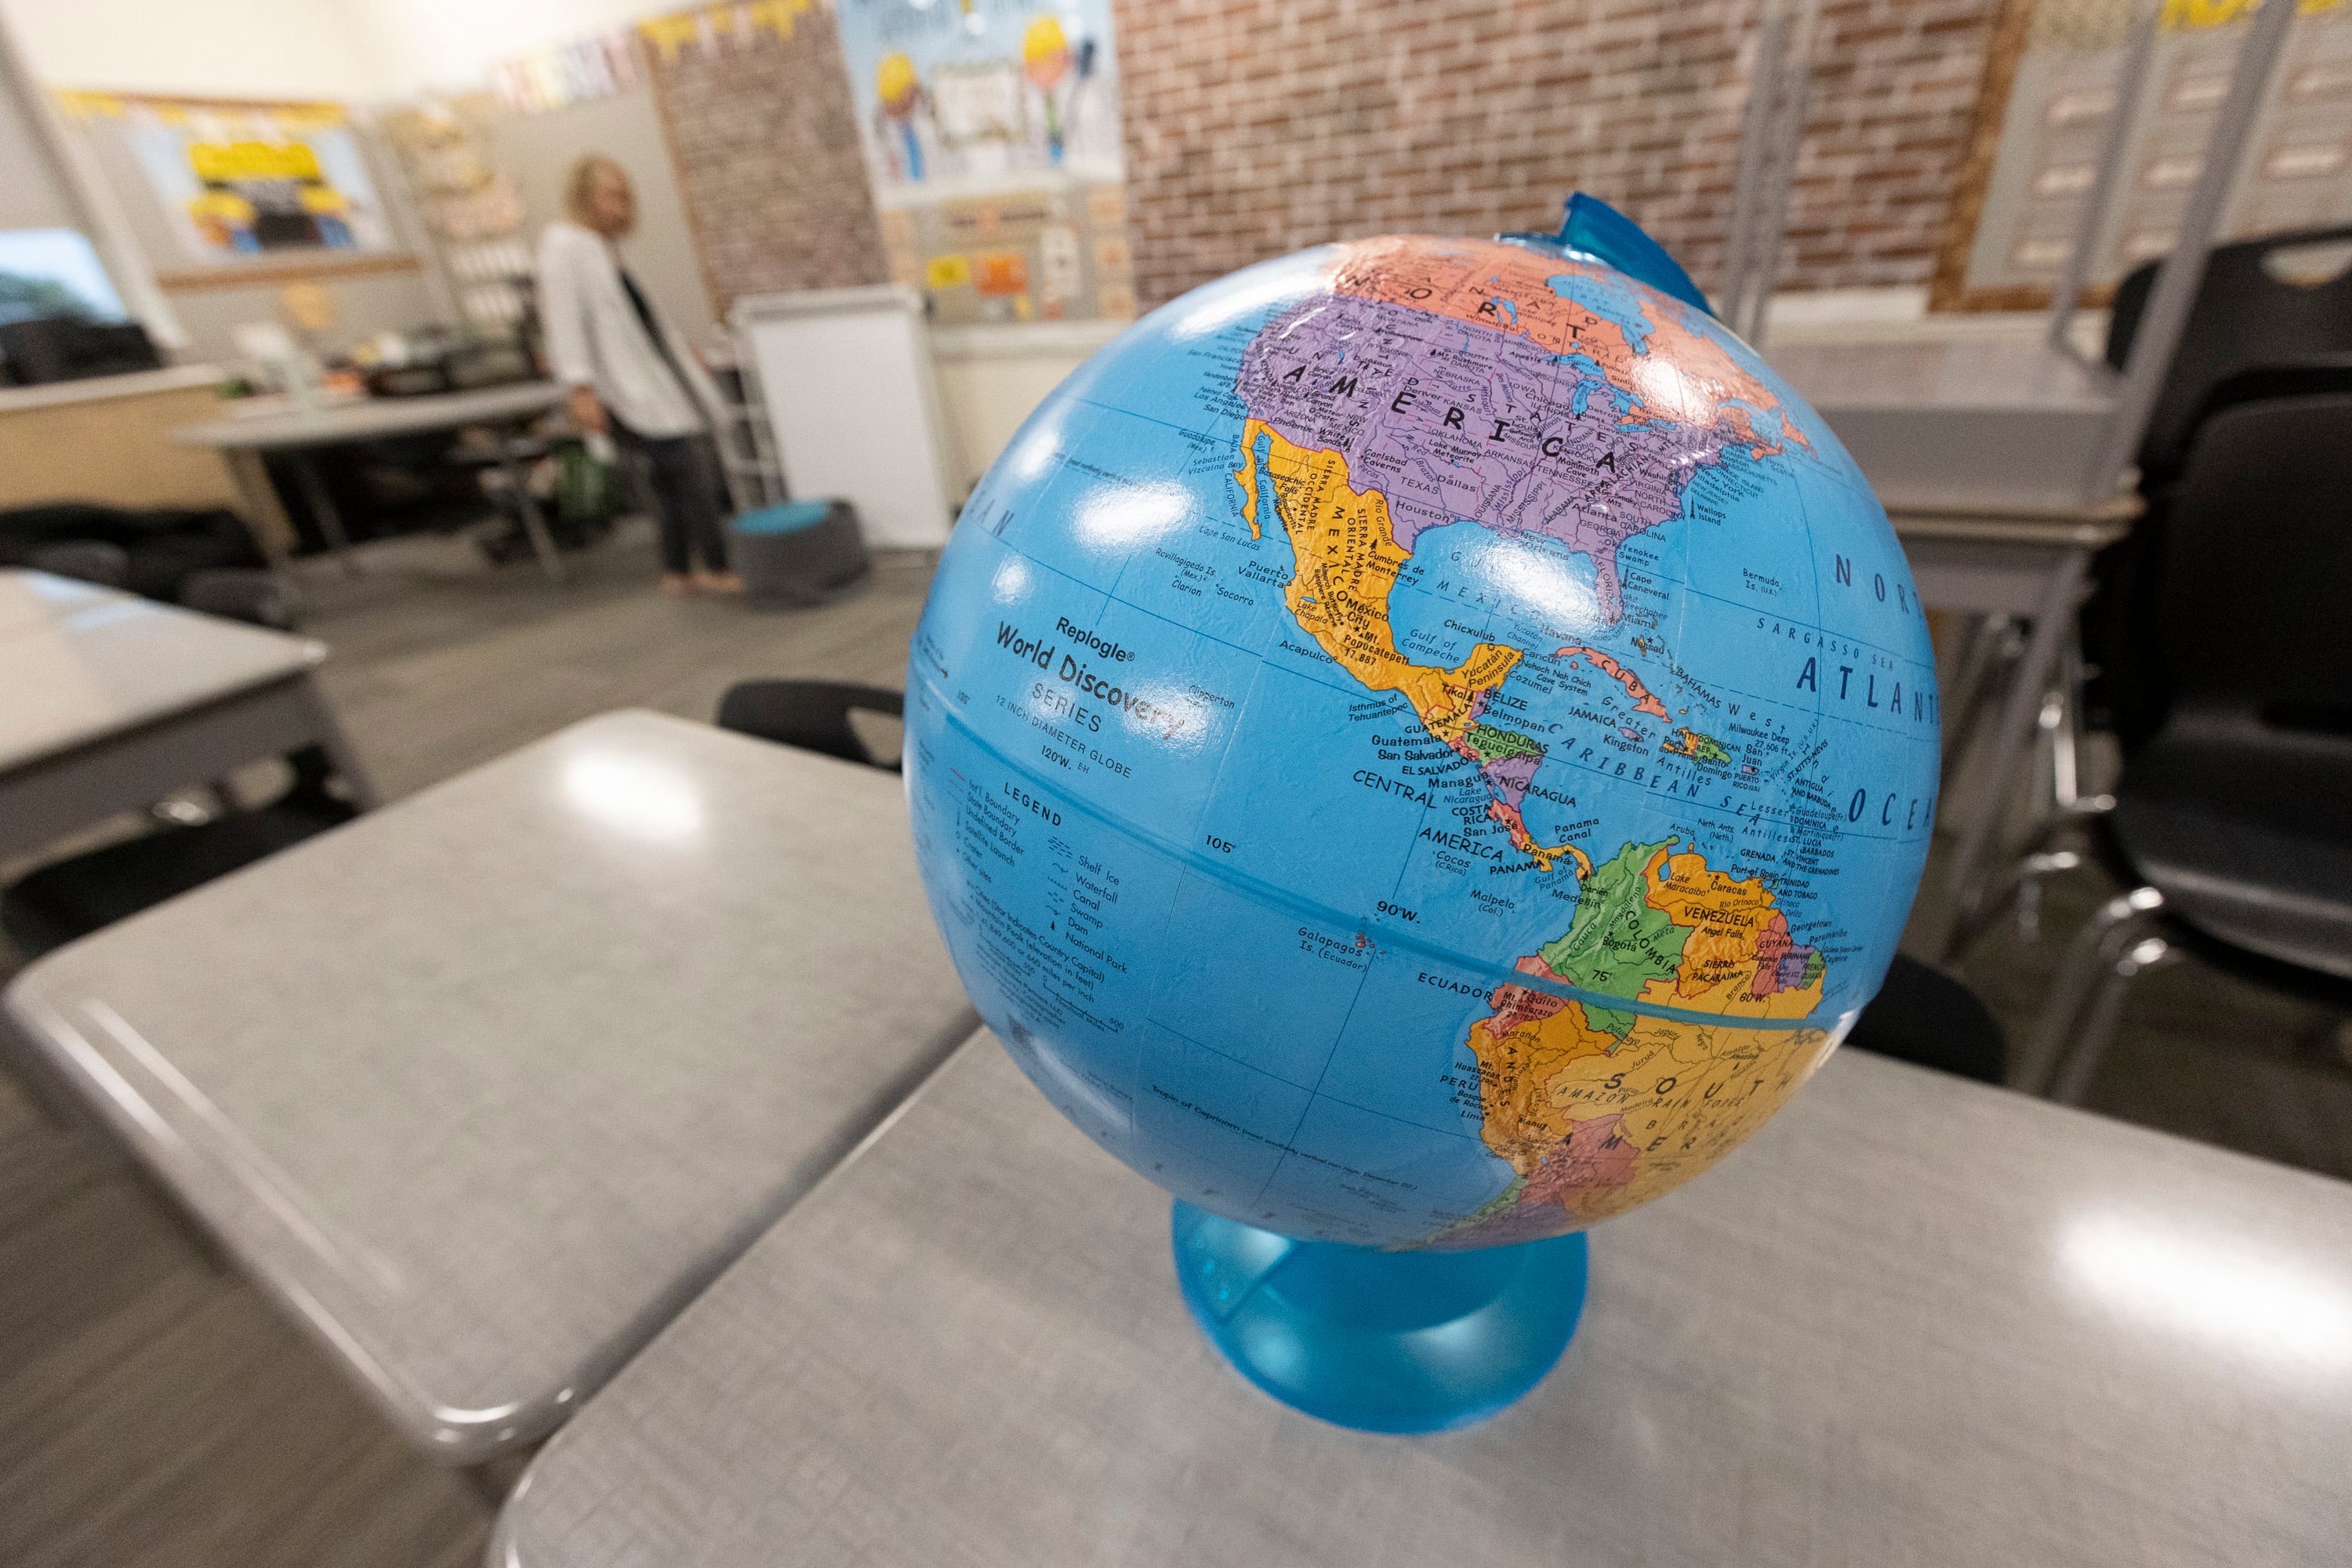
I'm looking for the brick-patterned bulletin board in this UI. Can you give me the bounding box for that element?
[1112,0,2002,309]
[644,5,890,314]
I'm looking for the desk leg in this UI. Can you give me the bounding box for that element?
[290,452,362,578]
[497,427,566,584]
[224,448,298,572]
[1930,548,2090,959]
[296,673,381,811]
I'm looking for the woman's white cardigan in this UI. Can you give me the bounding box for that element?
[535,220,720,439]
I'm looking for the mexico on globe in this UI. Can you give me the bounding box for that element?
[902,194,1940,1433]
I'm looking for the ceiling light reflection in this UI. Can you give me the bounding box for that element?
[1073,481,1191,552]
[1167,253,1329,340]
[2060,1213,2352,1374]
[991,554,1033,603]
[1484,535,1603,633]
[561,752,706,843]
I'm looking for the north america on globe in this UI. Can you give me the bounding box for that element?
[906,232,1941,1250]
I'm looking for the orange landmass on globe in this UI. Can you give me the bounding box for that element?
[1327,236,1810,460]
[1638,846,1824,1018]
[1556,645,1669,718]
[1237,419,1586,871]
[1436,838,1833,1247]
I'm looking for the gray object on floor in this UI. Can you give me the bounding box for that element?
[1,710,978,1462]
[495,1031,2352,1567]
[730,499,869,605]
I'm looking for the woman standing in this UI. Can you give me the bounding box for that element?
[536,155,741,595]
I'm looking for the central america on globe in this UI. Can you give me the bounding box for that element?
[903,215,1940,1254]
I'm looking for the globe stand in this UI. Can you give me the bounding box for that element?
[1171,1201,1588,1434]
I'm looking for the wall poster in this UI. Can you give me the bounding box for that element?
[56,92,397,269]
[833,0,1136,323]
[1934,0,2352,310]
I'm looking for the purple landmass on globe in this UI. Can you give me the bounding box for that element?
[1479,753,1542,806]
[1235,291,1736,620]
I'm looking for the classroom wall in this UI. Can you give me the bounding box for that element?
[349,0,660,99]
[0,46,75,231]
[0,0,383,99]
[485,82,717,343]
[1113,0,2000,307]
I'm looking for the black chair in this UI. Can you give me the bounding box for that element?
[715,681,905,771]
[2086,229,2352,750]
[2104,223,2352,486]
[2,748,358,958]
[25,539,129,587]
[1845,955,2007,1085]
[2015,375,2352,1102]
[0,502,265,605]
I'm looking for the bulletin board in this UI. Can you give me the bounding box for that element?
[1933,0,2352,310]
[833,0,1138,323]
[55,92,398,271]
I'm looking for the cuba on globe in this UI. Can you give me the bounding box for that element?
[903,207,1939,1263]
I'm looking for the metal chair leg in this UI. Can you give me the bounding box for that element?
[1950,848,2088,956]
[2012,886,2166,1097]
[1941,631,2114,963]
[1939,614,2017,797]
[2048,930,2175,1105]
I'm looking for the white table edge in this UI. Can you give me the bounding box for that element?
[2,714,978,1463]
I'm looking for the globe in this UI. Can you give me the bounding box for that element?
[902,198,1938,1425]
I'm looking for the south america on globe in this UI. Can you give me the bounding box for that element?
[904,201,1939,1263]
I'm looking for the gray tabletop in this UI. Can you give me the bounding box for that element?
[496,1030,2352,1567]
[0,568,323,775]
[4,710,977,1460]
[171,381,565,452]
[1773,339,2118,514]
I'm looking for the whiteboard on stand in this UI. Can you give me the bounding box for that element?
[731,285,956,548]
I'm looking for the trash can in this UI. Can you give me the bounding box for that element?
[730,499,869,606]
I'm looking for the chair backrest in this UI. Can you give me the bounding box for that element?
[2105,224,2352,482]
[715,680,905,771]
[2153,383,2352,731]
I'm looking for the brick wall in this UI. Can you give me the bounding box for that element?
[646,10,888,313]
[1112,0,2000,308]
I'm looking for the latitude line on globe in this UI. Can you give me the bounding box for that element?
[992,508,1928,855]
[982,526,1370,706]
[1033,387,1930,748]
[924,676,1859,1032]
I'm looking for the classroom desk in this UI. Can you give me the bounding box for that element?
[1773,337,2119,517]
[494,1030,2352,1567]
[0,365,241,514]
[172,381,569,583]
[0,568,377,863]
[2,710,978,1462]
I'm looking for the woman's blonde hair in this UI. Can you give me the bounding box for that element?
[563,154,627,225]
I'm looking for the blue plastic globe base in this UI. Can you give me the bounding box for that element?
[1171,1200,1589,1434]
